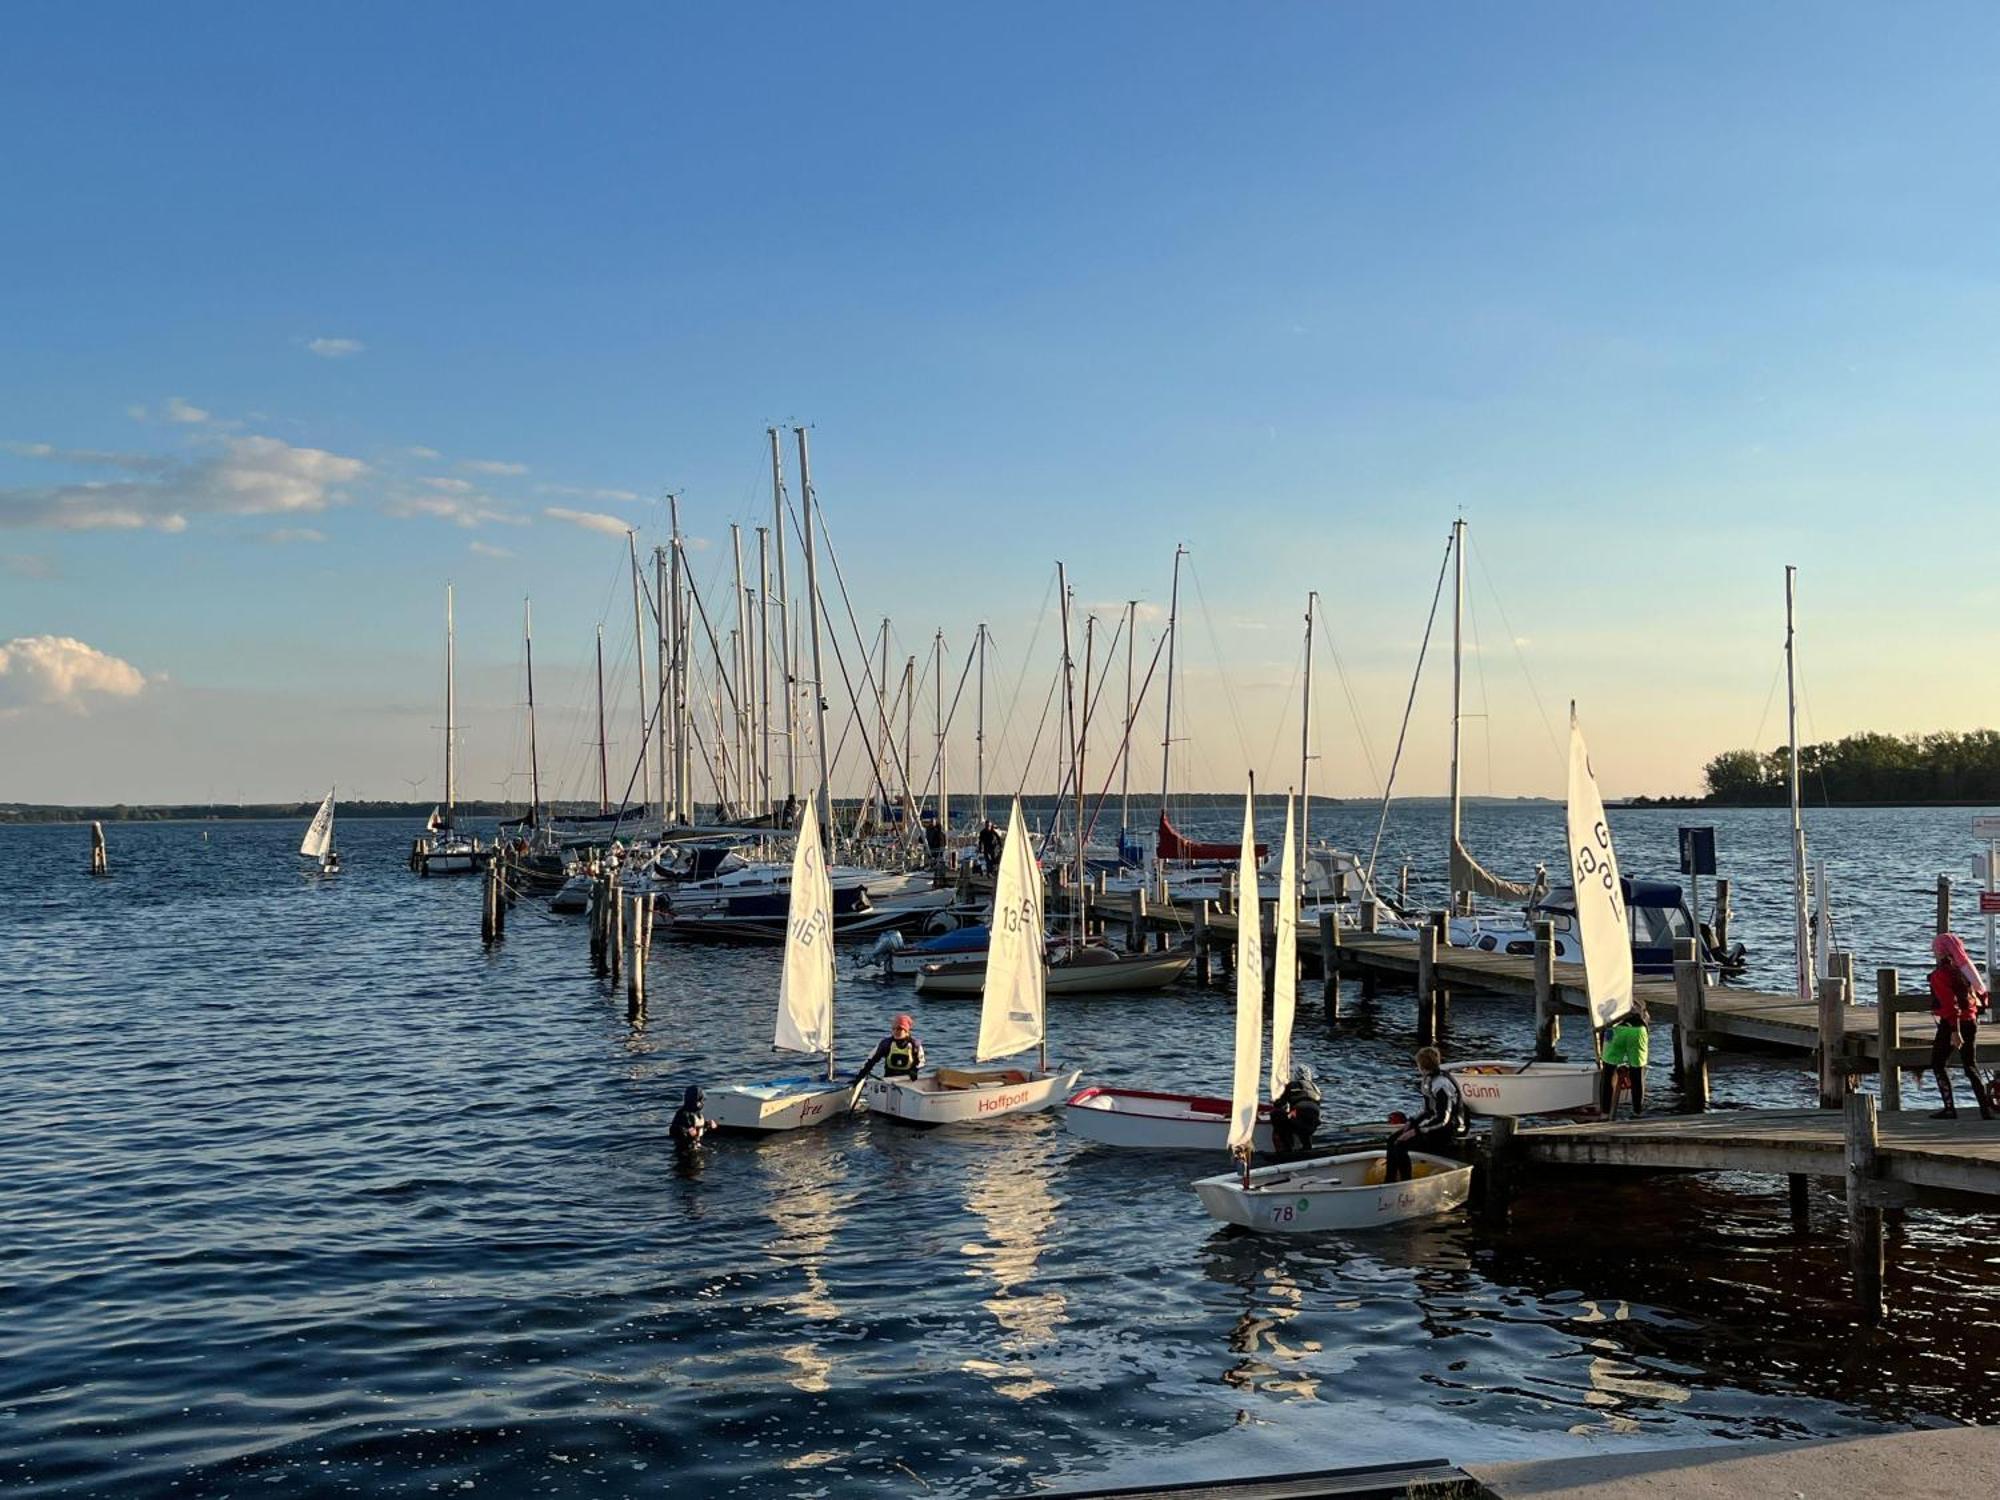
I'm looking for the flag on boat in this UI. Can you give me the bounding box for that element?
[773,795,835,1056]
[976,797,1045,1062]
[1565,707,1632,1031]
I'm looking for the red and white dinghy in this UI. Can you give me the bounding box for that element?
[1063,1085,1276,1154]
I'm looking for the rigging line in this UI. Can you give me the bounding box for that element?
[1266,648,1302,797]
[1081,625,1172,848]
[1470,535,1564,768]
[911,632,980,812]
[1465,582,1495,797]
[1012,662,1063,802]
[1747,655,1785,767]
[1184,557,1259,788]
[1317,611,1385,799]
[801,499,906,822]
[1366,529,1454,884]
[988,572,1057,796]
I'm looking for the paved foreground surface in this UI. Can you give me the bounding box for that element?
[1467,1425,1997,1499]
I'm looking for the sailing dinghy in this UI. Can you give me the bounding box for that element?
[299,788,339,876]
[864,798,1080,1126]
[707,797,866,1132]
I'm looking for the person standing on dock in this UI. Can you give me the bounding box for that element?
[1927,934,1993,1120]
[1600,1004,1651,1118]
[1386,1047,1463,1182]
[858,1013,925,1081]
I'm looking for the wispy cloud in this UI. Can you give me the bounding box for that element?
[405,445,442,460]
[538,483,641,504]
[0,635,148,714]
[164,396,210,424]
[421,476,474,494]
[461,458,528,477]
[2,553,57,580]
[469,540,514,558]
[256,527,327,545]
[384,492,522,529]
[543,506,631,538]
[1088,599,1166,626]
[306,336,365,359]
[0,435,365,532]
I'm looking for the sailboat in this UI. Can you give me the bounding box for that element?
[864,797,1081,1125]
[418,583,485,876]
[706,796,866,1132]
[1195,785,1472,1231]
[299,788,339,875]
[1444,708,1621,1117]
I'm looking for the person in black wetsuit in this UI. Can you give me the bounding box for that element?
[1271,1064,1322,1156]
[978,820,1003,875]
[1385,1047,1463,1182]
[670,1085,713,1149]
[857,1013,925,1080]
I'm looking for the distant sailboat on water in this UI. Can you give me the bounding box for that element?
[300,788,340,876]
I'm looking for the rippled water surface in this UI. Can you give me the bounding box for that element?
[5,803,1997,1497]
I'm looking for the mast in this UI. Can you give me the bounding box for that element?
[655,542,670,825]
[1448,517,1465,915]
[669,497,687,823]
[444,583,456,826]
[878,618,891,831]
[757,525,773,817]
[628,530,650,818]
[1301,589,1318,861]
[1078,610,1095,947]
[769,427,797,806]
[934,628,947,840]
[1158,544,1186,836]
[796,427,833,842]
[1786,565,1810,1002]
[1058,563,1079,943]
[524,598,541,828]
[1122,598,1136,843]
[902,654,915,829]
[731,523,750,817]
[975,622,988,826]
[595,625,609,813]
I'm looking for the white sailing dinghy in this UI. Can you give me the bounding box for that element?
[1196,786,1473,1232]
[864,797,1081,1126]
[1446,707,1627,1116]
[1448,712,1632,1120]
[707,797,865,1132]
[1063,791,1298,1153]
[299,788,339,875]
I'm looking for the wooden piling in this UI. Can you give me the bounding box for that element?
[1398,863,1410,910]
[480,865,495,943]
[588,877,607,973]
[1712,876,1730,952]
[1432,906,1452,950]
[89,821,108,876]
[1937,874,1953,935]
[1127,887,1146,954]
[610,885,625,985]
[1479,1115,1518,1225]
[1877,967,1901,1114]
[1533,921,1558,1061]
[1417,922,1437,1044]
[1194,901,1211,986]
[627,896,647,1017]
[1788,1173,1810,1231]
[1844,1090,1885,1319]
[1319,909,1340,1014]
[1818,974,1847,1108]
[1360,898,1379,935]
[1221,867,1236,917]
[1672,936,1710,1111]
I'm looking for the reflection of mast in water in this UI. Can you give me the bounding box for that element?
[758,1136,850,1393]
[959,1138,1066,1400]
[1222,1263,1323,1400]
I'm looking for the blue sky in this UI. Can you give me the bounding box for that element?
[5,4,1999,803]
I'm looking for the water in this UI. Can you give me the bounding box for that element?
[4,804,1996,1497]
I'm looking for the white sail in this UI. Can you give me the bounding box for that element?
[1268,793,1298,1097]
[300,789,335,860]
[1565,708,1631,1031]
[773,795,835,1056]
[1811,859,1834,985]
[976,797,1045,1063]
[1228,787,1264,1151]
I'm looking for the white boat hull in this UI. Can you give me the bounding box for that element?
[1194,1149,1471,1233]
[1445,1059,1600,1118]
[705,1076,861,1132]
[1063,1085,1275,1153]
[864,1066,1081,1126]
[915,948,1193,997]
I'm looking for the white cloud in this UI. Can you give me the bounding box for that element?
[538,483,642,504]
[543,506,631,538]
[257,527,326,545]
[385,492,522,529]
[461,458,528,476]
[469,540,513,558]
[1088,599,1166,626]
[421,476,474,493]
[0,434,365,532]
[405,445,442,460]
[3,553,56,579]
[164,396,210,424]
[306,337,365,359]
[0,635,147,713]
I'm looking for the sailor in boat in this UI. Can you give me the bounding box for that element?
[1599,1003,1652,1118]
[1386,1048,1465,1183]
[1270,1065,1322,1157]
[1927,933,1994,1121]
[856,1013,925,1082]
[670,1086,715,1150]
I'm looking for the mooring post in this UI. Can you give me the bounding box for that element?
[1417,921,1437,1044]
[1478,1115,1518,1226]
[1876,966,1901,1113]
[1319,909,1340,1014]
[1533,921,1558,1061]
[1712,876,1731,953]
[1360,898,1378,934]
[1672,936,1710,1111]
[1818,974,1847,1108]
[1194,901,1211,986]
[1127,887,1146,954]
[480,864,495,943]
[89,820,108,876]
[1221,866,1236,918]
[1844,1090,1885,1320]
[588,877,607,973]
[627,896,647,1017]
[610,883,625,985]
[1433,906,1452,950]
[1788,1173,1810,1232]
[1398,862,1410,910]
[1937,874,1953,935]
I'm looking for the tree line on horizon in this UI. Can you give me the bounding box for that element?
[1703,730,2000,804]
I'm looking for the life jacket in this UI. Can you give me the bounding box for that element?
[1418,1071,1465,1135]
[884,1036,920,1074]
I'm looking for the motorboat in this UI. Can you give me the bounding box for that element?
[914,940,1192,997]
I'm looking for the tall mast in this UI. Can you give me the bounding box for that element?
[1301,589,1318,859]
[1787,565,1810,1002]
[934,628,947,838]
[731,523,750,817]
[976,622,988,826]
[1122,598,1136,840]
[796,427,833,842]
[902,654,915,826]
[524,597,541,828]
[1448,518,1465,915]
[669,497,687,823]
[1058,563,1078,942]
[757,525,773,817]
[1158,544,1186,828]
[655,543,670,824]
[595,625,609,814]
[444,583,456,824]
[769,427,797,806]
[877,618,891,829]
[628,530,650,818]
[1078,609,1095,947]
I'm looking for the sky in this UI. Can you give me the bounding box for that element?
[5,3,2000,807]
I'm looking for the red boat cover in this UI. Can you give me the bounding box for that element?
[1157,809,1266,863]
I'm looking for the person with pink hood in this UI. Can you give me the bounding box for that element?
[1926,933,1993,1119]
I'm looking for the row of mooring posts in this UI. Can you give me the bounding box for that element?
[582,867,653,1018]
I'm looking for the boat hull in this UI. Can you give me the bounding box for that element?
[706,1076,861,1132]
[864,1066,1081,1126]
[1445,1059,1599,1117]
[915,948,1193,997]
[1193,1149,1471,1233]
[1063,1085,1275,1153]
